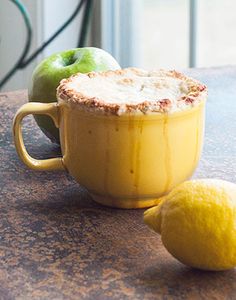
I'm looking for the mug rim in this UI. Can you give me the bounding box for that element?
[59,99,206,122]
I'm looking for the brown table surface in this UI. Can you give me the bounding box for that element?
[0,67,236,300]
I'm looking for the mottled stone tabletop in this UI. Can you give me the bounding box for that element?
[0,66,236,300]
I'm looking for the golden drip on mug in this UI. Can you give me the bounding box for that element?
[104,121,110,194]
[163,114,172,193]
[193,113,200,168]
[134,119,143,196]
[128,116,134,178]
[128,116,140,196]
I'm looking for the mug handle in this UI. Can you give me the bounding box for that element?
[13,102,65,171]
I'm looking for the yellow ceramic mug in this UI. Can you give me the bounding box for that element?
[13,100,205,209]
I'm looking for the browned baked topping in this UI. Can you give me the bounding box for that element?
[57,67,207,115]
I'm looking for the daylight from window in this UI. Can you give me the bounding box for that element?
[139,0,236,69]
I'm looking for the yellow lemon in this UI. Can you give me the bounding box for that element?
[144,179,236,271]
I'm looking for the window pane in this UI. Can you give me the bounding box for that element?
[198,0,236,67]
[139,0,189,69]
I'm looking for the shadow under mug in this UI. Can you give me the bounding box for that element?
[13,100,205,209]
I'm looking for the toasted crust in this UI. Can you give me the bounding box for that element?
[56,67,207,115]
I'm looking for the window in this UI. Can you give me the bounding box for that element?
[95,0,236,69]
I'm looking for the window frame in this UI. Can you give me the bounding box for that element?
[91,0,197,68]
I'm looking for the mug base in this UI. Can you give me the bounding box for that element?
[90,192,162,209]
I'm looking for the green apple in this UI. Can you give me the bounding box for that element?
[28,47,121,144]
